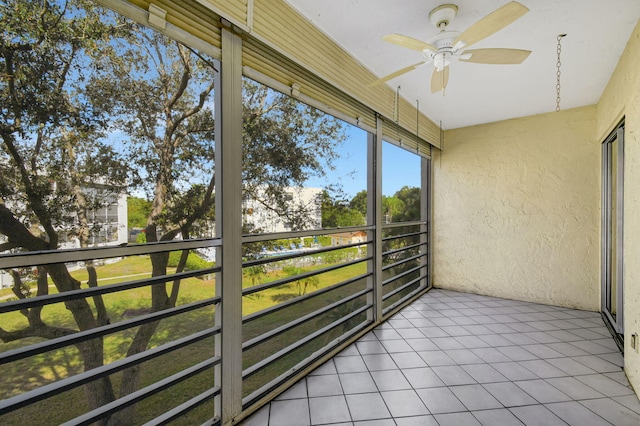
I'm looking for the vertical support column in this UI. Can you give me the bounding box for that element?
[420,156,431,289]
[213,55,223,421]
[615,125,624,334]
[368,115,383,322]
[217,25,244,425]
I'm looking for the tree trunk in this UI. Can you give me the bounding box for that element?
[106,244,171,425]
[45,263,117,420]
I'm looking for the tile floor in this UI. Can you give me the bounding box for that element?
[240,289,640,426]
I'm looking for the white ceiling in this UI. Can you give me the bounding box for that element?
[284,0,640,129]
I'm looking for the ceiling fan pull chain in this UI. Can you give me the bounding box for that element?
[556,34,567,112]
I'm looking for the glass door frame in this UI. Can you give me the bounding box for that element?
[601,119,624,335]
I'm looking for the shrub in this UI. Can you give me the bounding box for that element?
[168,251,214,271]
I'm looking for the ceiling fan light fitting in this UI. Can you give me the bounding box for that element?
[433,52,451,70]
[429,4,458,30]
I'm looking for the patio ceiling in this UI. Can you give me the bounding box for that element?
[284,0,640,129]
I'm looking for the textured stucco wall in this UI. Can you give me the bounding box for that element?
[433,105,599,310]
[597,20,640,395]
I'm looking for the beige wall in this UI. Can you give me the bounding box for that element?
[433,105,599,310]
[597,21,640,394]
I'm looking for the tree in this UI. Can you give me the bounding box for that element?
[0,0,346,423]
[127,196,152,229]
[393,186,420,222]
[243,265,266,288]
[381,195,405,223]
[242,81,346,229]
[0,0,132,417]
[282,265,319,296]
[321,190,365,228]
[349,189,367,218]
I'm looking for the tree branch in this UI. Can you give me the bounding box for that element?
[0,202,49,252]
[165,43,191,112]
[0,323,77,343]
[1,132,57,248]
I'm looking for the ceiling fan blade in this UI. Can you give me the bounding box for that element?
[430,66,450,93]
[369,61,426,87]
[453,2,528,48]
[460,48,531,64]
[382,34,435,52]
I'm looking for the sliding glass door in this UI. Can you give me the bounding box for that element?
[601,120,624,335]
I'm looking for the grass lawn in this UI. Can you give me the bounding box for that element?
[1,249,371,424]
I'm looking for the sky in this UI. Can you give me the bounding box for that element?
[305,124,422,199]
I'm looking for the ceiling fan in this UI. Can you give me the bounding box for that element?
[372,1,531,93]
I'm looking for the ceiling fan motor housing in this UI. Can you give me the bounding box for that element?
[424,30,460,69]
[429,4,458,29]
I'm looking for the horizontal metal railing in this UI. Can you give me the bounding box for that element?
[0,295,220,364]
[238,232,376,407]
[243,272,370,324]
[383,274,426,301]
[63,358,221,426]
[241,226,373,244]
[0,238,221,269]
[381,251,424,272]
[141,387,220,426]
[382,241,425,258]
[381,220,425,229]
[1,220,429,423]
[0,236,222,424]
[0,266,219,314]
[242,254,370,296]
[0,326,221,414]
[242,318,371,408]
[381,263,423,287]
[382,276,427,314]
[242,287,370,352]
[242,302,371,379]
[382,230,423,242]
[242,239,370,267]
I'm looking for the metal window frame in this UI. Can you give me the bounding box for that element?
[0,1,436,422]
[601,119,625,335]
[218,25,245,424]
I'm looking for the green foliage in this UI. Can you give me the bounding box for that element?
[282,266,319,296]
[0,0,353,421]
[349,190,367,217]
[0,0,131,250]
[341,186,421,224]
[382,195,406,223]
[393,186,421,222]
[315,236,332,246]
[321,190,365,228]
[242,80,346,230]
[135,231,147,244]
[127,197,152,229]
[167,251,213,271]
[243,265,266,288]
